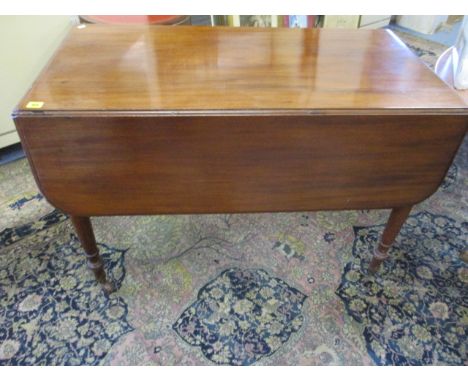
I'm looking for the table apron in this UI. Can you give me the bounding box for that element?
[15,114,467,216]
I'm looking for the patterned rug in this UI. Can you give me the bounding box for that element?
[389,27,447,69]
[336,211,467,365]
[0,31,466,365]
[0,210,132,365]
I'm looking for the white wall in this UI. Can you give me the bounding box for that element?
[0,16,73,148]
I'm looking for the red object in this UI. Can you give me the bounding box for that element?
[81,15,189,25]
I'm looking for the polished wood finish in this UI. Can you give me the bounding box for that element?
[70,216,114,293]
[16,25,466,113]
[369,206,412,273]
[14,114,467,216]
[13,25,468,286]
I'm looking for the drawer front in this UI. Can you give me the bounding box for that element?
[15,114,467,215]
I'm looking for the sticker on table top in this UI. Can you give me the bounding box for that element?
[26,101,44,109]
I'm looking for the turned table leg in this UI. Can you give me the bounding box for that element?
[369,205,412,273]
[70,216,115,293]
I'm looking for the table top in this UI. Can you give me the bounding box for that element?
[16,25,468,115]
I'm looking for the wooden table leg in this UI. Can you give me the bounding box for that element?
[369,205,412,273]
[70,216,115,293]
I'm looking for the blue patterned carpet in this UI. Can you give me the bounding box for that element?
[0,211,133,365]
[0,32,466,365]
[173,268,307,365]
[336,211,467,365]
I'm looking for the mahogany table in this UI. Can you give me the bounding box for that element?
[13,25,468,293]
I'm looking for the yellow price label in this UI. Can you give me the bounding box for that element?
[26,101,44,109]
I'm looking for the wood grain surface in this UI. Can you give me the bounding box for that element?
[15,114,467,216]
[16,25,467,114]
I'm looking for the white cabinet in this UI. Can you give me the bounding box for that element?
[322,15,391,29]
[359,15,392,29]
[0,16,73,148]
[395,15,448,34]
[322,16,361,29]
